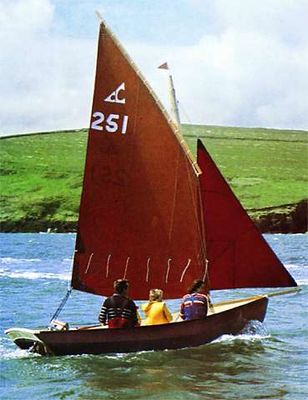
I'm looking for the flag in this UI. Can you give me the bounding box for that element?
[158,62,169,70]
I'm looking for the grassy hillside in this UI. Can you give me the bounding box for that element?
[0,125,307,232]
[184,125,307,210]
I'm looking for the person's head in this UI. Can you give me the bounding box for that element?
[114,279,129,295]
[188,279,205,294]
[149,289,163,302]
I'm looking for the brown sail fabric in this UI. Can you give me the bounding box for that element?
[71,23,207,299]
[197,139,297,289]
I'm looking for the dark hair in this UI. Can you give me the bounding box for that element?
[114,279,129,294]
[188,279,204,294]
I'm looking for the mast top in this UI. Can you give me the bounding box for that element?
[95,10,103,23]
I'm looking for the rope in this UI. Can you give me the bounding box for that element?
[196,175,211,290]
[202,258,209,282]
[185,156,209,286]
[180,258,191,282]
[123,257,130,279]
[106,254,111,278]
[85,252,94,274]
[168,145,180,241]
[49,288,72,324]
[146,258,151,282]
[165,258,172,283]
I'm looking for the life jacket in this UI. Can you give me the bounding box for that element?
[182,293,208,320]
[108,296,136,329]
[108,316,135,329]
[142,301,172,325]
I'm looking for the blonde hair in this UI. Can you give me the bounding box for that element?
[149,289,163,302]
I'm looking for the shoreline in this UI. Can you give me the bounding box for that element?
[1,200,306,234]
[252,199,307,233]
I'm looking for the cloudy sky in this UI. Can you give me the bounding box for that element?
[1,0,307,136]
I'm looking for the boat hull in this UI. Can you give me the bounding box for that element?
[6,296,268,356]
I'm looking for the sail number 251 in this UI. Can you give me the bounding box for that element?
[91,112,128,134]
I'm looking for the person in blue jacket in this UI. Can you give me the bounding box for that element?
[180,279,212,320]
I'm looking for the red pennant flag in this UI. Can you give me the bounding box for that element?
[158,62,169,70]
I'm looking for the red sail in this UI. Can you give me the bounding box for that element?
[71,23,207,299]
[197,139,297,289]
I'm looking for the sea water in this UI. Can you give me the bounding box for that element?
[0,233,307,400]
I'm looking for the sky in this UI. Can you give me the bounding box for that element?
[1,0,308,136]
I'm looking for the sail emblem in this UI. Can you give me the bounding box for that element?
[104,82,126,104]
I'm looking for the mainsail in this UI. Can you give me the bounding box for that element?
[71,23,207,299]
[197,139,297,289]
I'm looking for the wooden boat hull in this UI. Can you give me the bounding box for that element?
[6,296,268,356]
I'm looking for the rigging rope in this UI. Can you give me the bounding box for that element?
[49,288,72,324]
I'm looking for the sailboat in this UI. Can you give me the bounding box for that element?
[6,20,298,356]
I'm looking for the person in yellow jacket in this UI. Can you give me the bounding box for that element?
[141,289,172,325]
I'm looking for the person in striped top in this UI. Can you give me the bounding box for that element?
[180,279,211,321]
[99,279,140,328]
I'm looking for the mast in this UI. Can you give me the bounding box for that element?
[158,62,181,128]
[158,62,201,175]
[168,73,181,127]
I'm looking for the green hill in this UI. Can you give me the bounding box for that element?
[1,125,307,232]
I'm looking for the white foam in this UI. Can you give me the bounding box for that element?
[0,257,42,264]
[0,347,40,360]
[286,264,308,270]
[212,320,270,344]
[296,279,308,285]
[0,339,40,360]
[213,332,270,344]
[0,269,70,281]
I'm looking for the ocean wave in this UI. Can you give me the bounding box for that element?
[296,279,308,286]
[271,233,307,238]
[213,332,270,344]
[0,347,32,360]
[0,269,70,281]
[286,263,308,270]
[0,336,38,360]
[0,257,42,264]
[0,345,39,360]
[213,320,270,344]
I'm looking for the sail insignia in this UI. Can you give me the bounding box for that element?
[104,82,126,104]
